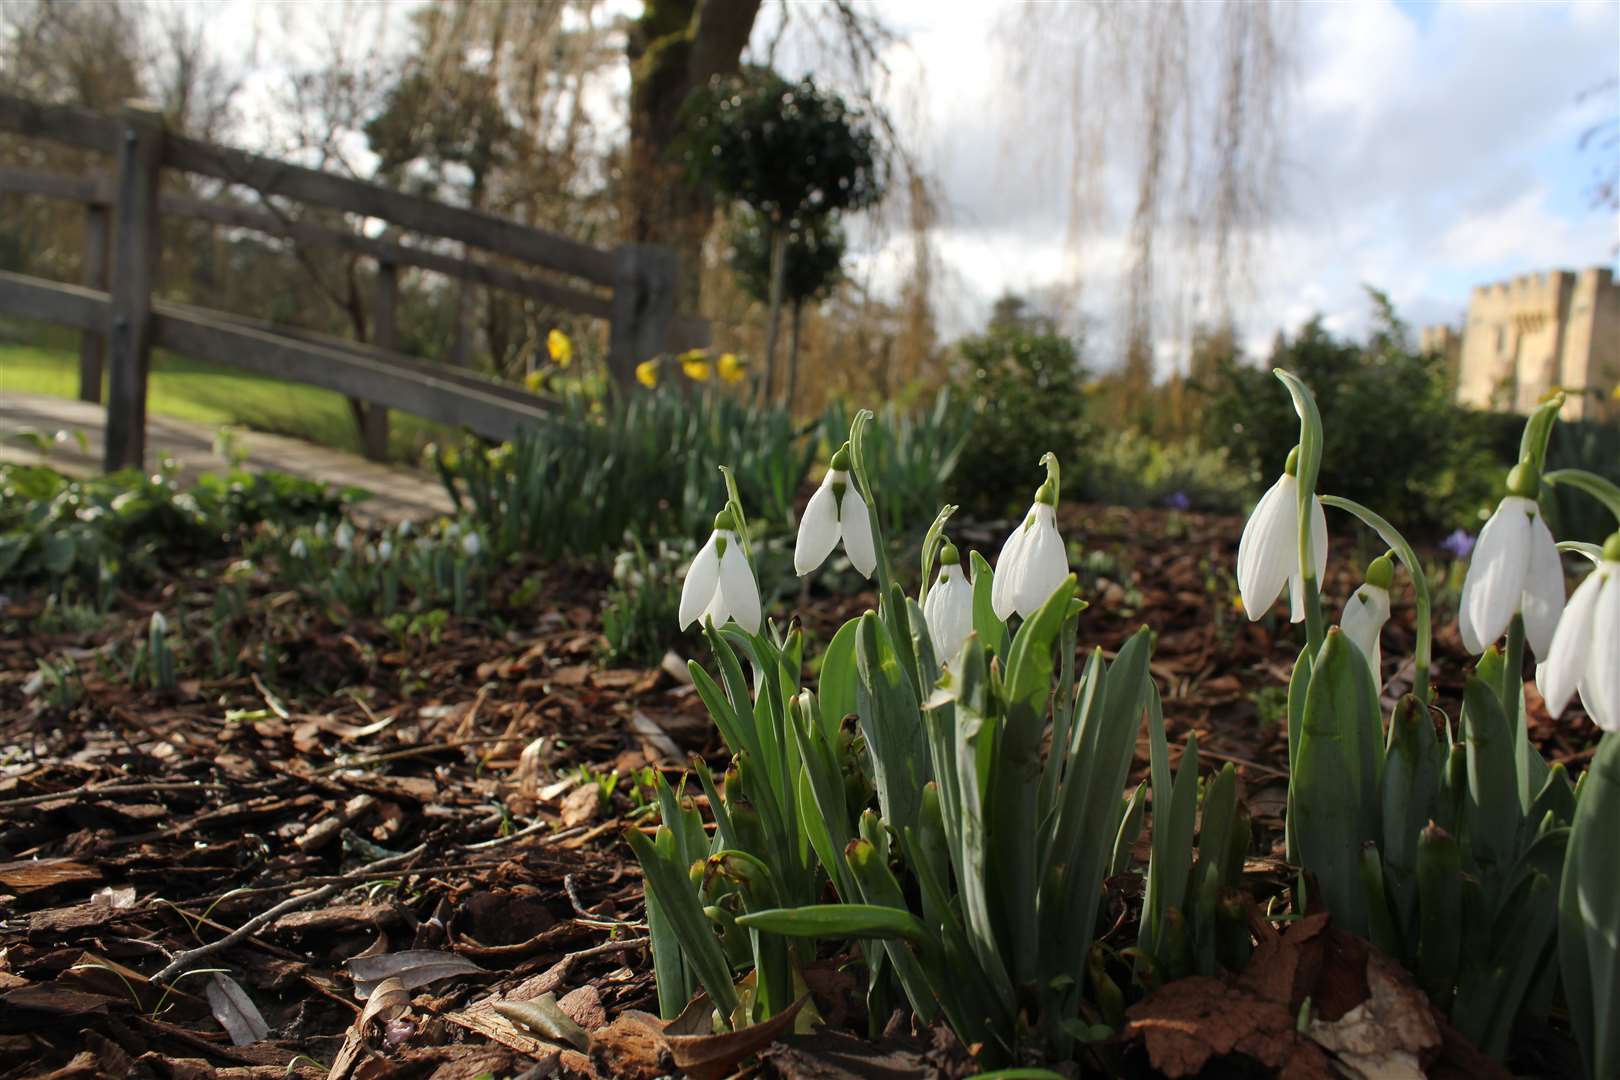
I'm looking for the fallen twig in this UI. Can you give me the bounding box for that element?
[149,844,427,984]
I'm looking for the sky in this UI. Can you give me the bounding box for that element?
[190,0,1617,372]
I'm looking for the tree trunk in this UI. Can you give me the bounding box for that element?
[625,0,762,310]
[761,223,786,401]
[786,300,804,406]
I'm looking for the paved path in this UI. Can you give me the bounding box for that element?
[0,393,454,524]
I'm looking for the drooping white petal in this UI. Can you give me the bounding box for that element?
[1462,496,1535,650]
[1340,583,1390,687]
[678,533,721,629]
[924,564,974,665]
[716,535,761,634]
[1287,496,1331,624]
[1584,565,1620,732]
[1539,564,1605,717]
[1012,504,1069,618]
[1237,475,1296,621]
[1519,511,1565,657]
[795,474,842,575]
[839,486,878,578]
[1458,569,1484,655]
[992,512,1034,621]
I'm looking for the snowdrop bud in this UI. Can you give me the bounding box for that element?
[1457,490,1563,656]
[678,509,761,634]
[923,543,974,665]
[992,461,1069,621]
[289,537,308,559]
[461,531,482,558]
[794,443,877,578]
[1235,453,1328,623]
[1536,533,1619,731]
[377,540,393,561]
[314,521,329,540]
[398,520,413,538]
[1341,554,1394,687]
[334,522,354,551]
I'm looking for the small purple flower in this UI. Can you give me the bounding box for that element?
[1165,490,1191,511]
[1441,528,1476,560]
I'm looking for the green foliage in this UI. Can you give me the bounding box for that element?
[951,325,1090,518]
[728,208,846,307]
[1202,296,1497,533]
[0,462,347,597]
[1560,732,1620,1080]
[260,519,488,619]
[600,537,693,666]
[435,390,815,562]
[683,72,883,225]
[1079,431,1250,513]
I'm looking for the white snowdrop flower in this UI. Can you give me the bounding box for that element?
[678,510,761,634]
[314,520,329,540]
[1340,554,1394,687]
[1236,454,1328,623]
[1536,535,1619,732]
[377,540,394,561]
[1457,468,1564,656]
[397,520,413,538]
[992,476,1068,621]
[923,543,974,665]
[334,522,355,551]
[289,537,308,559]
[794,443,877,578]
[461,531,482,558]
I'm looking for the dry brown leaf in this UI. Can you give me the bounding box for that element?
[348,950,487,999]
[206,971,272,1046]
[0,859,101,892]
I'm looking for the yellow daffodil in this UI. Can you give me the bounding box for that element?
[547,329,573,368]
[682,356,714,382]
[717,352,745,384]
[635,359,660,388]
[523,370,544,392]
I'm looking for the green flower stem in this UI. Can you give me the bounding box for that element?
[849,409,897,599]
[1274,369,1326,657]
[1502,613,1525,726]
[1543,468,1620,527]
[1321,495,1433,704]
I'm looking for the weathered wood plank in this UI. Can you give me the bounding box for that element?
[0,270,109,331]
[0,165,109,204]
[0,94,120,154]
[150,306,553,442]
[165,193,614,318]
[162,132,617,286]
[78,203,111,403]
[103,104,164,472]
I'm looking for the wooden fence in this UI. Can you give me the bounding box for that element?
[0,94,707,469]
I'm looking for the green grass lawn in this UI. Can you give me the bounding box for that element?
[0,332,449,463]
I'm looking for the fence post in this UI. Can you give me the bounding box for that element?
[104,102,164,472]
[78,200,111,403]
[360,259,397,462]
[607,244,677,387]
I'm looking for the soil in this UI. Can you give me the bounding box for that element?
[0,504,1597,1079]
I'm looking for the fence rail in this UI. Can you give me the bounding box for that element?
[0,93,706,469]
